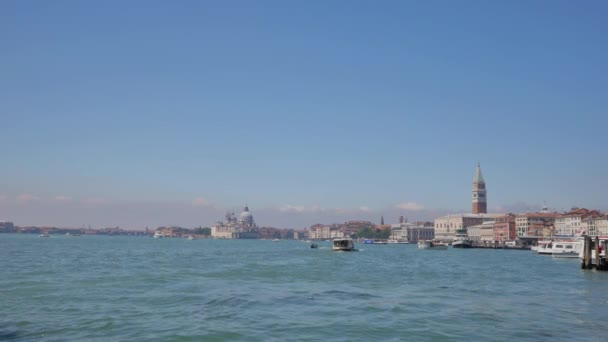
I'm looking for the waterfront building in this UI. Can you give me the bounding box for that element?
[494,214,516,241]
[0,221,15,233]
[390,222,434,243]
[467,220,496,242]
[472,163,487,214]
[554,208,600,237]
[211,206,260,239]
[308,225,329,239]
[528,223,555,238]
[434,214,498,242]
[581,216,608,237]
[515,212,559,237]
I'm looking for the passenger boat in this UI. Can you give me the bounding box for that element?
[418,240,448,250]
[537,241,553,255]
[551,241,583,258]
[332,238,355,251]
[452,229,472,248]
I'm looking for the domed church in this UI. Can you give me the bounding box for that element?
[211,205,259,239]
[239,206,255,228]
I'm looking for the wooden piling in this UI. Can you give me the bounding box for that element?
[582,236,592,269]
[594,236,600,270]
[600,240,608,271]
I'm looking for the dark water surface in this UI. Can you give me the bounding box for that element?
[1,234,607,341]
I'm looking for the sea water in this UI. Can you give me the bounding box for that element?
[1,234,607,341]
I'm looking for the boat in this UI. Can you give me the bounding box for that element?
[537,241,553,255]
[310,243,318,249]
[39,233,50,238]
[272,238,280,242]
[332,238,355,251]
[187,235,195,240]
[452,229,472,248]
[552,241,583,258]
[153,232,163,238]
[418,240,448,250]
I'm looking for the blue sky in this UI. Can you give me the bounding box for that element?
[1,1,607,228]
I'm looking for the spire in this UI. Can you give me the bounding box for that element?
[473,162,485,184]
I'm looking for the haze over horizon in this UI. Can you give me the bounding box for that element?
[1,1,607,228]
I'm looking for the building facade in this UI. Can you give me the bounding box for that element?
[434,214,498,242]
[554,208,600,236]
[494,214,516,241]
[515,213,559,237]
[211,206,260,239]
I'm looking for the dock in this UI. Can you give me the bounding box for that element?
[580,236,608,271]
[469,241,530,250]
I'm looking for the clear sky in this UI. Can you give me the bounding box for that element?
[1,0,607,228]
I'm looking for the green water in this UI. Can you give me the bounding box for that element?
[1,234,607,341]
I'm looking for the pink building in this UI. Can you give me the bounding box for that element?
[494,214,516,241]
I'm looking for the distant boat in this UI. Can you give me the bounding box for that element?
[39,233,50,238]
[452,229,472,248]
[153,232,163,238]
[272,238,280,242]
[418,240,448,250]
[310,243,318,249]
[332,238,355,251]
[187,236,195,240]
[552,241,583,258]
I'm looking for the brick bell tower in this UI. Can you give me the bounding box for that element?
[472,162,487,214]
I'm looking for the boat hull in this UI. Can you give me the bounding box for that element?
[332,238,355,251]
[452,241,472,248]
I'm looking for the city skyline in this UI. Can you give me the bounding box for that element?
[2,1,607,228]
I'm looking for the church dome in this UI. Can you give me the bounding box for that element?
[239,206,254,225]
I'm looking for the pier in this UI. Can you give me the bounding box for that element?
[469,241,530,250]
[580,236,608,271]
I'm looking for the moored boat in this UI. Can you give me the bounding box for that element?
[332,238,355,251]
[452,229,472,248]
[418,240,448,250]
[551,241,582,258]
[153,232,163,238]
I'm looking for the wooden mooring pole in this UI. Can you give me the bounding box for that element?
[582,236,592,269]
[595,236,600,270]
[599,240,608,271]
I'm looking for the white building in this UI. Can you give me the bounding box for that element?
[434,214,499,242]
[391,223,434,243]
[515,213,558,237]
[211,206,259,239]
[554,208,600,237]
[581,216,608,237]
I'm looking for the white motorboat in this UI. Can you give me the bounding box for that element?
[452,229,472,248]
[552,241,583,258]
[153,232,163,238]
[39,233,50,238]
[332,238,355,251]
[418,240,448,250]
[537,241,553,255]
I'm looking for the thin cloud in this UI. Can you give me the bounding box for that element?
[192,197,211,207]
[394,202,425,211]
[54,195,72,202]
[81,198,109,207]
[17,194,40,203]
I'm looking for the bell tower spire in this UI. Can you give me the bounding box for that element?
[472,162,487,214]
